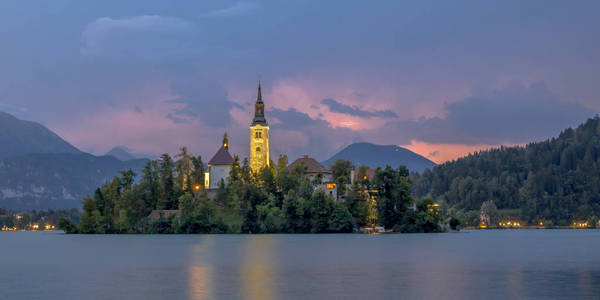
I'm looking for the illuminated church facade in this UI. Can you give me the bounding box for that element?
[249,81,270,173]
[204,82,270,189]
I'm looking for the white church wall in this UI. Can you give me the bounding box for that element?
[209,165,231,189]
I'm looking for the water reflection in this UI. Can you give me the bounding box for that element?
[578,267,591,296]
[506,266,524,298]
[188,236,214,300]
[241,235,277,300]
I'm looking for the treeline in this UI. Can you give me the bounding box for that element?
[411,116,600,226]
[59,150,445,234]
[0,208,79,229]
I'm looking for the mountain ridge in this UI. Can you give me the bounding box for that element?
[0,112,148,209]
[0,111,82,157]
[322,142,436,173]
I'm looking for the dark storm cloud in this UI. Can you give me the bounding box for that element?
[269,108,358,160]
[167,78,242,127]
[0,1,599,160]
[320,99,398,119]
[80,15,197,60]
[385,83,596,145]
[269,108,331,130]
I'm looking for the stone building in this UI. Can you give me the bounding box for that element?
[287,155,338,199]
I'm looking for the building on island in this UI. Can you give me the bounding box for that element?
[287,155,338,199]
[350,168,375,185]
[203,81,271,190]
[205,133,234,189]
[250,81,270,173]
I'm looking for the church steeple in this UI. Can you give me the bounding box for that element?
[249,79,270,173]
[222,132,229,149]
[251,80,267,126]
[257,80,263,104]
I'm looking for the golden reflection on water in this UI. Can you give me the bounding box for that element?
[188,236,214,300]
[241,235,277,300]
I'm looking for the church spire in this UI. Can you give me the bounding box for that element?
[251,79,267,126]
[257,80,263,104]
[222,132,229,149]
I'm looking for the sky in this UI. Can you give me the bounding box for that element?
[0,0,599,163]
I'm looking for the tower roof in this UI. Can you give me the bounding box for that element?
[256,80,263,104]
[208,134,234,165]
[251,80,268,126]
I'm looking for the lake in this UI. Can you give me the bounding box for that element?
[1,230,599,299]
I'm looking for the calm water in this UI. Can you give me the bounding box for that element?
[1,230,600,299]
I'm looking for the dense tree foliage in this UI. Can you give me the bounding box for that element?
[63,147,443,234]
[411,117,600,226]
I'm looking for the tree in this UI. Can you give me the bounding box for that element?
[158,154,177,209]
[328,202,354,232]
[277,154,288,173]
[449,216,461,231]
[282,190,305,232]
[257,195,285,233]
[373,166,413,229]
[330,159,353,197]
[140,160,160,210]
[480,200,499,227]
[345,183,368,227]
[308,190,334,233]
[79,196,100,234]
[58,217,78,234]
[191,156,205,189]
[229,155,242,183]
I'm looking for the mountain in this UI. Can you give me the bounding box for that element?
[411,116,600,225]
[0,112,148,210]
[322,142,436,173]
[106,146,136,161]
[0,153,148,210]
[0,111,81,157]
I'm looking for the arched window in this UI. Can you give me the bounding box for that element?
[256,147,261,152]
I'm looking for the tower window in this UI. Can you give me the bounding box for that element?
[255,131,262,139]
[256,147,261,152]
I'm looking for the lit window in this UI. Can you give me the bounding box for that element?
[326,183,336,189]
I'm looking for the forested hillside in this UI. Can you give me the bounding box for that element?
[0,153,147,210]
[411,116,600,225]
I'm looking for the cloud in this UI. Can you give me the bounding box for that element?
[200,2,258,17]
[166,77,242,127]
[81,15,196,59]
[385,82,596,145]
[320,98,398,119]
[269,108,358,160]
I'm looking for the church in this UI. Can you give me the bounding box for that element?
[204,81,270,189]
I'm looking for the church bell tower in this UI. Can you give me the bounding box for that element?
[250,80,270,173]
